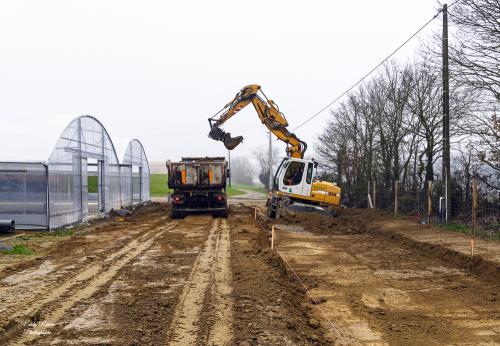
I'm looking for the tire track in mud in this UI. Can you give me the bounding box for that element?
[166,217,234,345]
[206,218,233,345]
[0,215,168,323]
[1,220,177,344]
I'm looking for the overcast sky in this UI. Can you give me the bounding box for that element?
[0,0,443,163]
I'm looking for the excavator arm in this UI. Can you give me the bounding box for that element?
[208,84,307,159]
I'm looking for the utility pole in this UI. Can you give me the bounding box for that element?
[268,131,273,191]
[442,3,451,222]
[228,149,231,187]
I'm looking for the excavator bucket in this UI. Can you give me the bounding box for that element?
[208,125,243,150]
[223,133,243,150]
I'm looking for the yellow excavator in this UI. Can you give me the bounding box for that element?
[208,84,341,218]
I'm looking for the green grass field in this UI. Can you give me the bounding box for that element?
[148,174,267,197]
[150,174,172,197]
[231,183,267,194]
[88,176,98,193]
[88,174,264,198]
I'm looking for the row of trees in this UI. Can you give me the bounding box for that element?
[315,0,499,211]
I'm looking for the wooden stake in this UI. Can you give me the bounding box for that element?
[471,179,478,258]
[472,179,478,238]
[394,180,399,217]
[271,225,275,250]
[254,207,257,220]
[427,181,432,225]
[367,181,371,208]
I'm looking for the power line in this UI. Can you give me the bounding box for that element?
[291,5,449,132]
[230,2,458,154]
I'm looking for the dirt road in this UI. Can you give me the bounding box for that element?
[0,202,499,345]
[0,203,322,345]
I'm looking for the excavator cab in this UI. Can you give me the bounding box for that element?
[267,157,341,218]
[274,158,316,198]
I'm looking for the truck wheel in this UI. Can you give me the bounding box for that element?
[220,209,228,218]
[172,210,180,219]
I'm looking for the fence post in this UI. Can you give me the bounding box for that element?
[471,179,478,257]
[394,180,399,216]
[373,180,377,209]
[367,181,373,208]
[427,181,432,225]
[271,225,275,250]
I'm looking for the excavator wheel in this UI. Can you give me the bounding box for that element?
[267,198,277,218]
[275,197,291,219]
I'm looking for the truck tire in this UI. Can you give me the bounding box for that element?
[172,210,179,219]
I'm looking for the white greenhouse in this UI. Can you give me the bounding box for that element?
[0,115,151,229]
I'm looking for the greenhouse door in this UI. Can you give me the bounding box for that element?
[132,166,142,203]
[98,160,105,213]
[81,158,88,220]
[87,159,105,215]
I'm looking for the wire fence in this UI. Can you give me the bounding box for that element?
[351,178,499,239]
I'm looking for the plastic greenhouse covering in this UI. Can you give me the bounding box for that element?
[0,162,49,228]
[0,115,151,230]
[123,139,151,204]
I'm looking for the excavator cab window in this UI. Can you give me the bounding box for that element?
[306,162,314,184]
[283,161,305,186]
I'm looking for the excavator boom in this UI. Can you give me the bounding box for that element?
[208,84,307,158]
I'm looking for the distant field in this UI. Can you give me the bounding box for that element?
[148,174,261,197]
[150,174,172,197]
[231,183,267,194]
[88,176,98,193]
[88,174,259,198]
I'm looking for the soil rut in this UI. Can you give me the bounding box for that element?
[3,221,177,344]
[166,217,234,345]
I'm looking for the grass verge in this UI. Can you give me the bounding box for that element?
[231,183,267,194]
[227,186,245,197]
[1,244,33,256]
[438,222,500,241]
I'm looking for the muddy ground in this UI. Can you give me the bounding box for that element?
[258,208,500,345]
[0,200,499,345]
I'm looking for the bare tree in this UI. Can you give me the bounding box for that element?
[253,147,280,190]
[449,0,500,101]
[407,60,442,182]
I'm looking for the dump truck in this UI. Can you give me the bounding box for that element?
[166,157,228,219]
